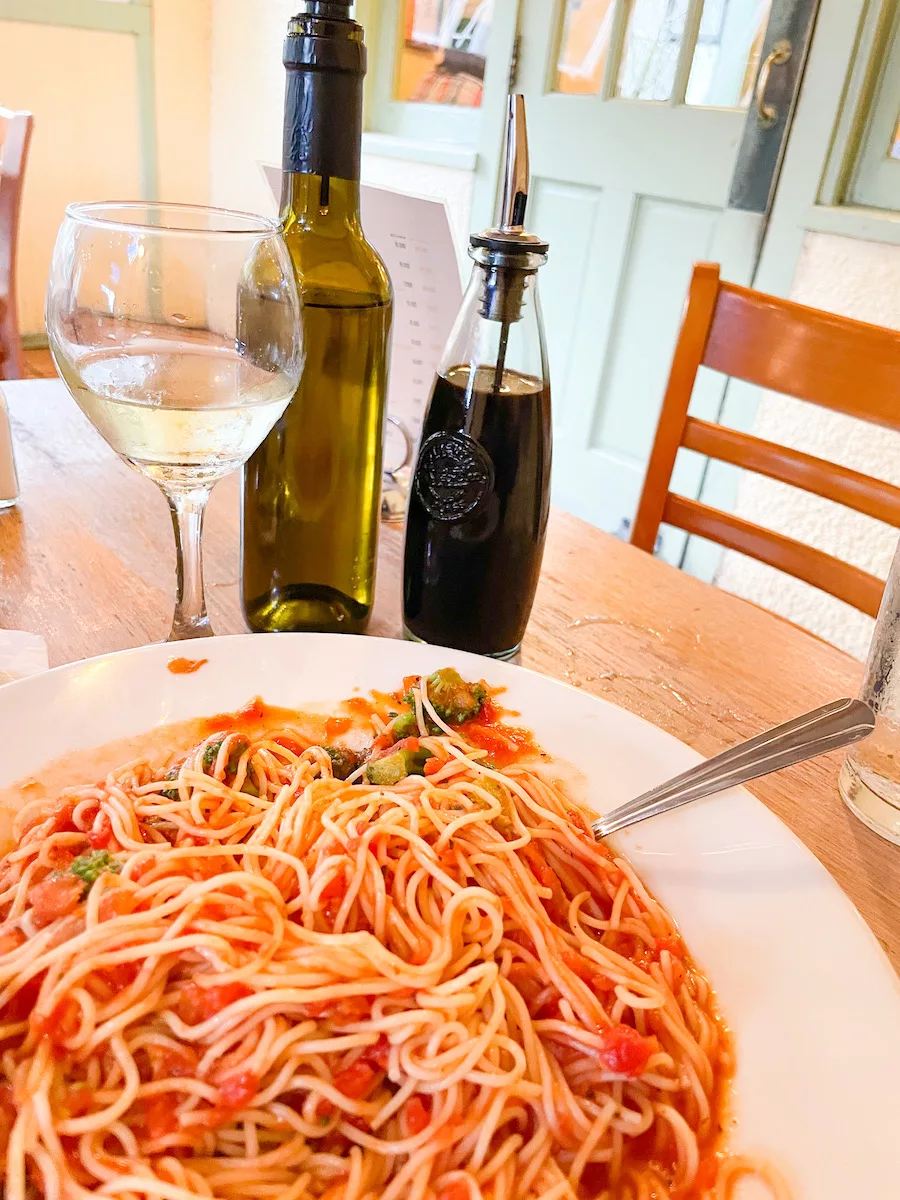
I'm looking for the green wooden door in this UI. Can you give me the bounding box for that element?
[476,0,779,558]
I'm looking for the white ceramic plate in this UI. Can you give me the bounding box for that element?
[0,633,898,1197]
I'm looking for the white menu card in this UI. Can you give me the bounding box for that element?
[261,165,462,442]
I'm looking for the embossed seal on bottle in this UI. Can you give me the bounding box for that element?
[414,432,494,521]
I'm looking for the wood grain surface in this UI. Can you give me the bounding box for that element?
[1,379,897,973]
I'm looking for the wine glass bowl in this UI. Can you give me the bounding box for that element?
[46,202,303,641]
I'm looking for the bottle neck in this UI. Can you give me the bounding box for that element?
[281,173,361,230]
[281,11,365,208]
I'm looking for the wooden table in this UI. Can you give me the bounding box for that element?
[1,379,897,971]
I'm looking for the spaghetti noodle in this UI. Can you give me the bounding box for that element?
[0,671,786,1200]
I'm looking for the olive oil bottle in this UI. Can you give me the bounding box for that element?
[242,1,392,633]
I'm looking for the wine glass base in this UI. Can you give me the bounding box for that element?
[167,619,214,643]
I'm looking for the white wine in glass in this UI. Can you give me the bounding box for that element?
[46,202,303,641]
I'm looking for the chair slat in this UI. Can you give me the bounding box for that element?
[682,417,900,528]
[704,284,900,433]
[632,263,900,617]
[662,494,884,617]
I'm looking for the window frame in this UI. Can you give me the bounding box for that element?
[361,0,493,147]
[846,0,900,209]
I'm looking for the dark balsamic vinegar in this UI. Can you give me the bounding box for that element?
[403,363,551,658]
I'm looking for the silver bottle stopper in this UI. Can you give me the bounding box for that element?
[471,95,549,329]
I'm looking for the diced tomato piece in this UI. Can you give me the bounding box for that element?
[30,996,81,1048]
[436,1181,472,1200]
[176,981,252,1025]
[507,963,545,1010]
[98,891,135,922]
[19,800,75,841]
[49,802,78,834]
[332,1061,377,1100]
[64,1088,94,1117]
[401,676,419,695]
[314,1097,337,1122]
[217,1069,259,1109]
[392,736,420,754]
[46,841,86,868]
[187,1105,233,1132]
[521,842,560,892]
[237,699,265,723]
[520,843,568,923]
[405,1094,431,1135]
[98,962,138,993]
[155,1044,199,1079]
[88,816,114,850]
[557,1103,579,1137]
[2,971,43,1024]
[359,1034,390,1071]
[297,995,371,1025]
[654,937,683,959]
[423,757,444,776]
[319,871,347,922]
[274,736,306,756]
[29,875,84,929]
[0,929,25,956]
[368,730,395,759]
[319,873,346,901]
[141,1096,180,1140]
[334,996,372,1025]
[598,1025,655,1077]
[537,997,564,1021]
[561,950,615,993]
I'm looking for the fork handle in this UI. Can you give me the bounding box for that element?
[592,698,875,839]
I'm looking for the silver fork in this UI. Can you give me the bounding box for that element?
[591,697,875,840]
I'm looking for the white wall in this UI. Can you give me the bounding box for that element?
[5,0,211,336]
[208,0,474,259]
[716,231,900,660]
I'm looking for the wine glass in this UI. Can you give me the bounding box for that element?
[46,202,303,641]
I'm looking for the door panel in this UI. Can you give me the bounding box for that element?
[591,197,721,461]
[528,179,606,416]
[509,0,798,557]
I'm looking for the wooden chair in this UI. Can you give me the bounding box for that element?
[630,262,900,619]
[0,108,33,381]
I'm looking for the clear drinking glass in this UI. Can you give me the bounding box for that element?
[46,202,303,641]
[840,536,900,843]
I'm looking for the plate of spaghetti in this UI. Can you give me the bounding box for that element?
[0,635,897,1200]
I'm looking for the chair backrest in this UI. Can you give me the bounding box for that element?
[630,262,900,618]
[0,107,34,381]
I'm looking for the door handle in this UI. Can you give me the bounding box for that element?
[755,39,792,129]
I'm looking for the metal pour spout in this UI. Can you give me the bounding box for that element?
[498,94,530,233]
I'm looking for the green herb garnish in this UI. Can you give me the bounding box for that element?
[70,850,122,890]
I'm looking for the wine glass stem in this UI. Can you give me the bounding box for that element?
[165,487,213,641]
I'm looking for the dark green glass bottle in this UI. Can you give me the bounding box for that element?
[242,1,392,633]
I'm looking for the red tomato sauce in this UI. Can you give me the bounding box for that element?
[167,657,209,675]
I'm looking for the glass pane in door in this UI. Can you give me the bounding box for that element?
[394,0,492,108]
[617,0,690,102]
[556,0,615,96]
[686,0,772,108]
